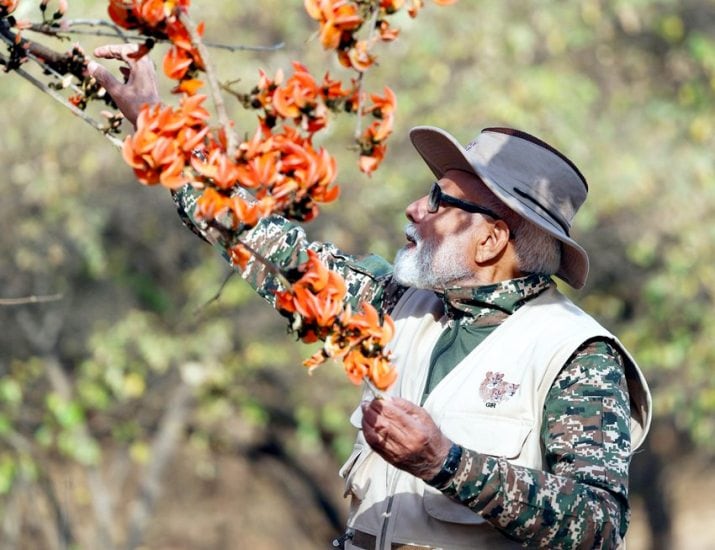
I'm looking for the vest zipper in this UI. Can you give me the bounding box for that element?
[378,465,401,549]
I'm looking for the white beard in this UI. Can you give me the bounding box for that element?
[393,224,474,290]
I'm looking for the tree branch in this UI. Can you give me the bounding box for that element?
[1,429,76,549]
[178,11,238,158]
[15,307,117,550]
[44,356,117,550]
[0,293,63,306]
[30,20,284,52]
[1,478,24,550]
[126,377,194,550]
[353,6,380,140]
[0,50,123,148]
[0,18,82,78]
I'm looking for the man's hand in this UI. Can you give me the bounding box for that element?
[361,396,453,481]
[86,44,161,128]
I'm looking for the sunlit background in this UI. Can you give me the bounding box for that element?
[1,1,714,548]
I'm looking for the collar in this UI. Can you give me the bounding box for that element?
[440,273,554,326]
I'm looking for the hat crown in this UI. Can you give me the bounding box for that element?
[467,129,588,234]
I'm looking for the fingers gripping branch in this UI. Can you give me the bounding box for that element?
[87,43,160,127]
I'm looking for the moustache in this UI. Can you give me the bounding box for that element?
[404,223,421,244]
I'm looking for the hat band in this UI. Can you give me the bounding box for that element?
[512,188,571,236]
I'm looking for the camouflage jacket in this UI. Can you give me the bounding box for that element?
[173,187,633,548]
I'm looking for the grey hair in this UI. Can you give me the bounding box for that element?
[478,189,562,276]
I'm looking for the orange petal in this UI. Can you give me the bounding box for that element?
[228,243,252,270]
[172,78,204,95]
[163,47,193,81]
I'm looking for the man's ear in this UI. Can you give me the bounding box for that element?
[474,219,512,264]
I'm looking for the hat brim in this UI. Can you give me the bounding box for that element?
[409,125,589,289]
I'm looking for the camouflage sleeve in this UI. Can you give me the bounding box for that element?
[438,339,632,549]
[171,185,395,312]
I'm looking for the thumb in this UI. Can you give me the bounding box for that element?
[86,60,122,97]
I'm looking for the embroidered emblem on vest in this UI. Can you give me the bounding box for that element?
[479,371,520,408]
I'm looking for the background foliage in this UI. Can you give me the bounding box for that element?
[1,0,714,548]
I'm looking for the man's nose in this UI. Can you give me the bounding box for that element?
[405,195,428,223]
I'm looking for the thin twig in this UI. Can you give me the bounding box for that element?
[0,293,63,306]
[28,19,284,52]
[178,11,238,157]
[193,269,236,315]
[0,52,123,148]
[363,377,385,399]
[353,72,366,140]
[29,18,131,43]
[353,6,380,140]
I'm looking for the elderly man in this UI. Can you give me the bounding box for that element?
[89,46,651,549]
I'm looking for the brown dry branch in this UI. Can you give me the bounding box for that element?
[15,307,117,550]
[0,50,123,147]
[0,293,63,306]
[0,17,125,144]
[0,38,123,147]
[1,18,82,78]
[126,377,195,549]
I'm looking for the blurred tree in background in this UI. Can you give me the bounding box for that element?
[1,0,714,548]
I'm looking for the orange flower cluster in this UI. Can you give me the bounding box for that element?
[0,0,19,16]
[235,125,339,222]
[407,0,458,18]
[276,250,347,342]
[303,0,372,72]
[107,0,204,92]
[189,123,340,229]
[193,185,274,230]
[242,62,392,175]
[243,62,357,134]
[122,94,209,188]
[358,86,396,174]
[107,0,457,391]
[108,0,189,32]
[304,0,458,72]
[125,80,340,230]
[323,303,396,389]
[276,250,396,390]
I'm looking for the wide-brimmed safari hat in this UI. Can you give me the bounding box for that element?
[409,126,590,289]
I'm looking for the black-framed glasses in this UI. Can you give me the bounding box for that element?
[427,182,501,219]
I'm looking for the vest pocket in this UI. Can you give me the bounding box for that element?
[439,414,533,459]
[339,440,375,499]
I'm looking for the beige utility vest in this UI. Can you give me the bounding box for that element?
[342,287,652,550]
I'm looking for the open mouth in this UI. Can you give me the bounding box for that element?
[404,225,419,248]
